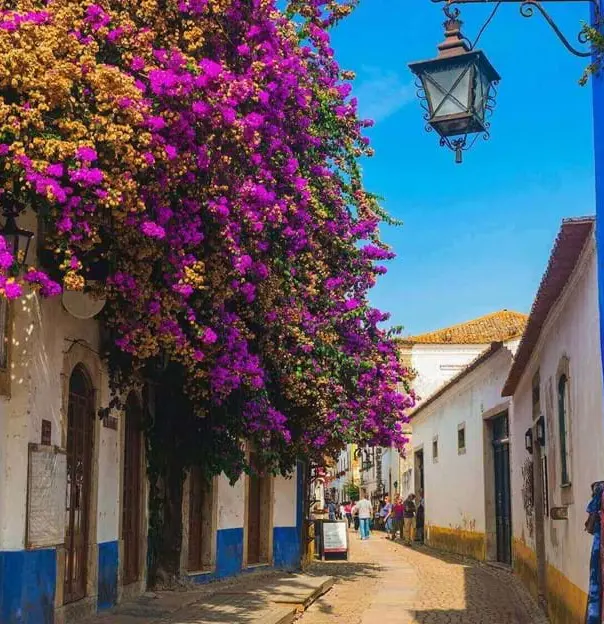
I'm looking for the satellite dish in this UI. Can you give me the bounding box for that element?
[62,286,106,319]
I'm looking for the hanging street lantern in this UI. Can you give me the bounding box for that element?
[0,190,33,269]
[408,7,500,163]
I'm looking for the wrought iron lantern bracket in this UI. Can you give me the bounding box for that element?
[432,0,602,58]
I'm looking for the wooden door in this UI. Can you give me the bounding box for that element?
[247,470,262,565]
[64,366,93,604]
[247,452,265,565]
[122,393,142,585]
[188,467,206,571]
[492,414,512,565]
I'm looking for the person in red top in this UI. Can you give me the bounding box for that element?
[389,496,405,540]
[344,502,353,528]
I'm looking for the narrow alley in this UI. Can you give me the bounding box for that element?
[80,531,550,624]
[300,533,549,624]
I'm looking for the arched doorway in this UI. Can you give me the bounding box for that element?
[64,365,94,604]
[122,392,143,585]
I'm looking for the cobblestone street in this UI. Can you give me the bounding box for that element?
[301,531,549,624]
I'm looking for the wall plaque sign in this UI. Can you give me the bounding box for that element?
[550,506,568,520]
[26,443,66,548]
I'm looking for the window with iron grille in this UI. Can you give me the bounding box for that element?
[457,423,466,454]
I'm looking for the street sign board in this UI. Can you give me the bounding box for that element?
[322,520,348,558]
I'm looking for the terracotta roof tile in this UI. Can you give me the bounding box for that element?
[401,310,528,345]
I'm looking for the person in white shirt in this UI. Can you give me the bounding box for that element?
[352,492,373,540]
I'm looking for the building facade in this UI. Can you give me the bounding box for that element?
[0,215,304,623]
[399,309,527,402]
[503,217,604,624]
[410,340,520,562]
[390,311,528,509]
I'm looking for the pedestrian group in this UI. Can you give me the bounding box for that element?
[332,490,425,544]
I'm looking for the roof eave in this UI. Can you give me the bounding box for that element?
[501,217,595,397]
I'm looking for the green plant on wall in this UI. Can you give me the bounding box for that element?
[345,482,360,501]
[580,24,603,85]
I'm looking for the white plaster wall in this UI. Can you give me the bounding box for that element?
[97,419,120,543]
[510,239,604,593]
[273,469,297,528]
[217,473,245,530]
[0,289,119,549]
[410,344,488,402]
[399,441,414,499]
[381,447,400,497]
[510,374,536,551]
[0,209,120,551]
[412,346,514,534]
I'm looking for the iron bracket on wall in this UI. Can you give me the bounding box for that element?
[432,0,602,57]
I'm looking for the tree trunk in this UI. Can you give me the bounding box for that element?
[146,373,188,589]
[152,464,184,587]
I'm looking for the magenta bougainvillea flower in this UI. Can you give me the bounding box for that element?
[0,0,414,473]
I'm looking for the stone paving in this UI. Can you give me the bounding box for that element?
[80,572,333,624]
[79,531,548,624]
[299,531,549,624]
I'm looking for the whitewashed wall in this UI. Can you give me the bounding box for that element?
[408,344,488,402]
[0,207,120,553]
[380,447,400,497]
[510,238,604,594]
[97,417,120,544]
[413,345,514,534]
[0,291,119,550]
[217,473,245,530]
[273,472,297,527]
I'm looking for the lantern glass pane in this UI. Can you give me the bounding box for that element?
[473,65,493,122]
[424,61,472,118]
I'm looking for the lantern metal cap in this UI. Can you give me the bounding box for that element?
[438,10,471,58]
[408,49,500,87]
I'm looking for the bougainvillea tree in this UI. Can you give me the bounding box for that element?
[0,1,414,571]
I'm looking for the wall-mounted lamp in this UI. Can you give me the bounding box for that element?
[536,415,546,447]
[525,428,533,454]
[0,191,33,269]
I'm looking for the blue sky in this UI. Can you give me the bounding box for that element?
[330,0,595,336]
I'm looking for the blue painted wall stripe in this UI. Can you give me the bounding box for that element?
[273,526,300,570]
[97,541,119,611]
[215,528,244,579]
[0,549,56,624]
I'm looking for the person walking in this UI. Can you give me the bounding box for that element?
[415,493,425,543]
[344,501,353,528]
[390,495,405,540]
[328,500,337,521]
[352,492,373,540]
[339,502,346,521]
[353,502,360,531]
[403,493,417,546]
[381,495,393,536]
